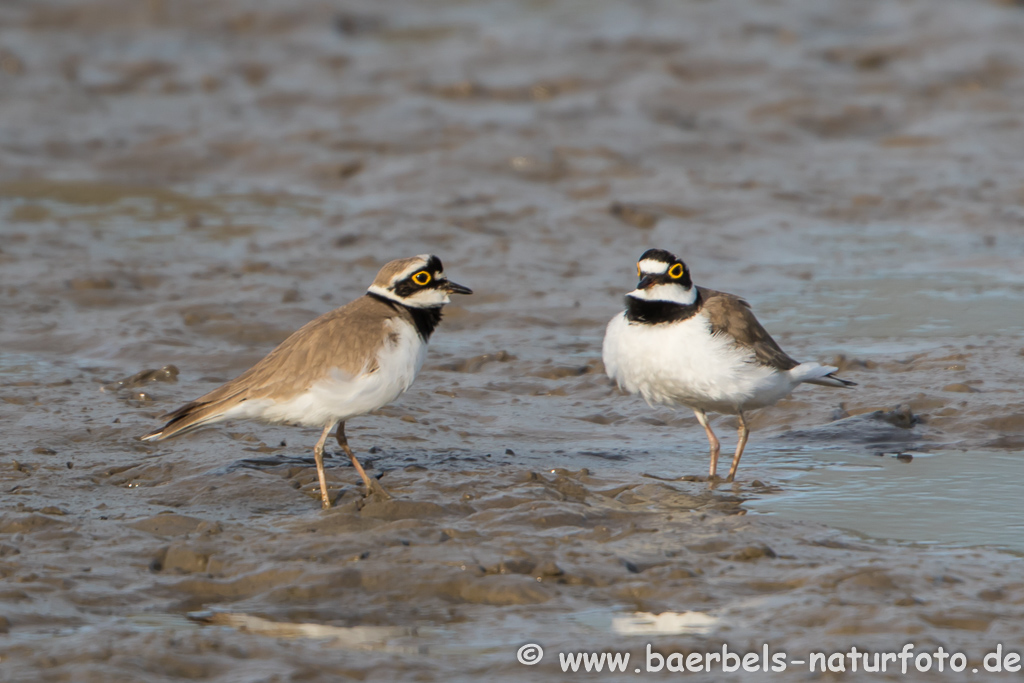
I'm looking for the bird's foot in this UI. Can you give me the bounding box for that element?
[364,477,392,502]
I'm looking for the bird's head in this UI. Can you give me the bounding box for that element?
[368,254,472,308]
[628,248,696,305]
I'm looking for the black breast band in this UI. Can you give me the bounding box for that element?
[367,292,443,340]
[624,292,702,324]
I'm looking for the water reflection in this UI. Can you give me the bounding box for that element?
[746,448,1024,552]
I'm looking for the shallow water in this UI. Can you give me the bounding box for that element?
[747,448,1024,551]
[2,0,1024,680]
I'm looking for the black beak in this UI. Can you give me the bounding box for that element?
[446,280,473,295]
[637,274,657,290]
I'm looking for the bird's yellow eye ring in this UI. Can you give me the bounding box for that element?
[412,271,432,286]
[668,263,684,279]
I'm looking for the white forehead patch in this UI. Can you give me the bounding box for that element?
[393,257,440,283]
[638,258,669,275]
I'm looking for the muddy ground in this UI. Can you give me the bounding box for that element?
[1,0,1024,680]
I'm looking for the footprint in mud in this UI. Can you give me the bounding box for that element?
[780,404,923,451]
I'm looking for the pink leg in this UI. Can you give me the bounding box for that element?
[693,409,721,480]
[336,422,391,500]
[313,422,336,509]
[726,412,750,483]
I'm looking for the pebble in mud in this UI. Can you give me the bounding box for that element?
[608,201,660,229]
[724,544,777,562]
[439,350,515,372]
[102,365,180,393]
[943,382,979,393]
[160,544,212,574]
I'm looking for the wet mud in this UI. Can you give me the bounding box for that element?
[2,0,1024,680]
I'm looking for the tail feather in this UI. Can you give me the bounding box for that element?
[804,373,857,388]
[141,401,231,441]
[789,363,857,388]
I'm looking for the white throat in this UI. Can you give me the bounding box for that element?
[628,283,697,305]
[367,284,450,308]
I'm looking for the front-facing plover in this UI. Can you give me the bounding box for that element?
[143,255,472,508]
[602,248,854,482]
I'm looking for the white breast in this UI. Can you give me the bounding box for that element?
[228,318,427,427]
[602,312,794,414]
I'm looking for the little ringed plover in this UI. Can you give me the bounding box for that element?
[142,254,472,508]
[602,248,854,482]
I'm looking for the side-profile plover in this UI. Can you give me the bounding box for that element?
[143,255,472,508]
[602,248,854,482]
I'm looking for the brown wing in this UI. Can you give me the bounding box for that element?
[698,286,799,371]
[193,295,398,404]
[145,296,400,439]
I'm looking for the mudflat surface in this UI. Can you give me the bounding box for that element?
[1,0,1024,680]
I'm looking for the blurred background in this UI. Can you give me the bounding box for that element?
[1,0,1024,680]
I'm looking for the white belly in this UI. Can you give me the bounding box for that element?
[602,312,794,414]
[227,318,427,427]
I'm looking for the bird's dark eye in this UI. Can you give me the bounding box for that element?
[412,270,432,286]
[668,263,684,279]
